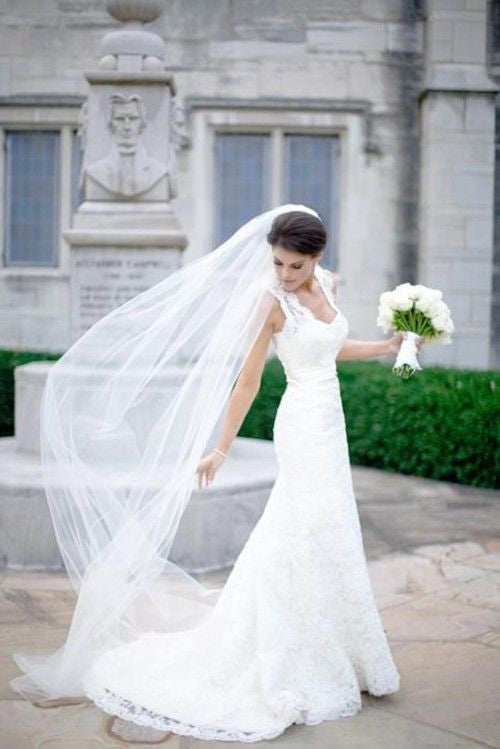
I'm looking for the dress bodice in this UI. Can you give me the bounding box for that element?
[267,264,348,385]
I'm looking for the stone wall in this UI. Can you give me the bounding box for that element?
[487,0,500,368]
[0,0,496,368]
[418,0,497,368]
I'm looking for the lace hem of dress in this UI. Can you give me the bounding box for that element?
[87,678,399,743]
[86,686,368,743]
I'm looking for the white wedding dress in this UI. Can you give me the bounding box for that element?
[82,263,400,742]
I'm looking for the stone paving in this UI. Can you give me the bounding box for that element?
[1,466,499,748]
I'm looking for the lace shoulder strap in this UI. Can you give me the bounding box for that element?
[267,279,291,318]
[267,278,307,334]
[315,264,338,310]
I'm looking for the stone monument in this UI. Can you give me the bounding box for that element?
[65,0,187,341]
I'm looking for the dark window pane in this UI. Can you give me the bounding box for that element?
[283,134,340,270]
[214,133,270,246]
[4,130,60,266]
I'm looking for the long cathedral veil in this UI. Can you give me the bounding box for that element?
[10,203,321,702]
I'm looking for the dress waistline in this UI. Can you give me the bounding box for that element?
[285,370,338,386]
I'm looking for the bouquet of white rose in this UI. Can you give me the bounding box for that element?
[377,283,454,379]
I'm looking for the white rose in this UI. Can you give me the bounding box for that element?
[431,312,449,331]
[394,282,415,296]
[379,291,393,305]
[389,291,414,311]
[429,288,443,301]
[411,284,428,298]
[428,300,445,318]
[415,291,435,314]
[444,317,454,334]
[377,299,393,317]
[376,309,394,333]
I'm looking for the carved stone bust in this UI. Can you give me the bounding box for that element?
[85,93,168,199]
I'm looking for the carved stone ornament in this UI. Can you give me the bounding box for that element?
[170,96,189,151]
[99,0,166,71]
[84,92,167,198]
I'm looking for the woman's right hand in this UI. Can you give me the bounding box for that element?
[196,451,225,490]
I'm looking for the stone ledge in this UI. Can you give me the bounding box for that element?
[0,435,278,573]
[421,65,498,98]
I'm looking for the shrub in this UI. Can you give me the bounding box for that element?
[0,349,61,438]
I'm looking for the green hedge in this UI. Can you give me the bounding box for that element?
[1,350,498,489]
[240,357,499,490]
[0,349,61,438]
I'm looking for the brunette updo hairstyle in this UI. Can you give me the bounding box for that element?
[266,210,327,257]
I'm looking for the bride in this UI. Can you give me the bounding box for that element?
[10,204,416,743]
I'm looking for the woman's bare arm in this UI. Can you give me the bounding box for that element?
[336,338,392,360]
[321,267,415,361]
[215,300,279,455]
[196,297,282,488]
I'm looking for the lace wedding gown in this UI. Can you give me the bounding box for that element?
[82,263,400,742]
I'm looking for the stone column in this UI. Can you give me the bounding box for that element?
[418,0,497,368]
[63,0,188,342]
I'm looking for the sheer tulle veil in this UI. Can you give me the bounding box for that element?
[10,203,321,701]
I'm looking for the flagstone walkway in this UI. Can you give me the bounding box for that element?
[1,466,499,748]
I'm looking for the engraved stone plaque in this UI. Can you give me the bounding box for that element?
[70,247,181,342]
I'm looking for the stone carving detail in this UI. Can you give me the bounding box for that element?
[76,99,88,194]
[99,0,165,71]
[84,92,167,198]
[170,96,189,151]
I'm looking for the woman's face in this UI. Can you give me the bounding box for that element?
[272,244,322,291]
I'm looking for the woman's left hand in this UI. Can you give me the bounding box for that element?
[386,331,425,356]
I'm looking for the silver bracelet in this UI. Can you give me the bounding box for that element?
[213,448,227,459]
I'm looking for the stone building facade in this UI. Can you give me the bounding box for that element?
[0,0,497,369]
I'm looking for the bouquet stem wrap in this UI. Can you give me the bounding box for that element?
[393,331,422,378]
